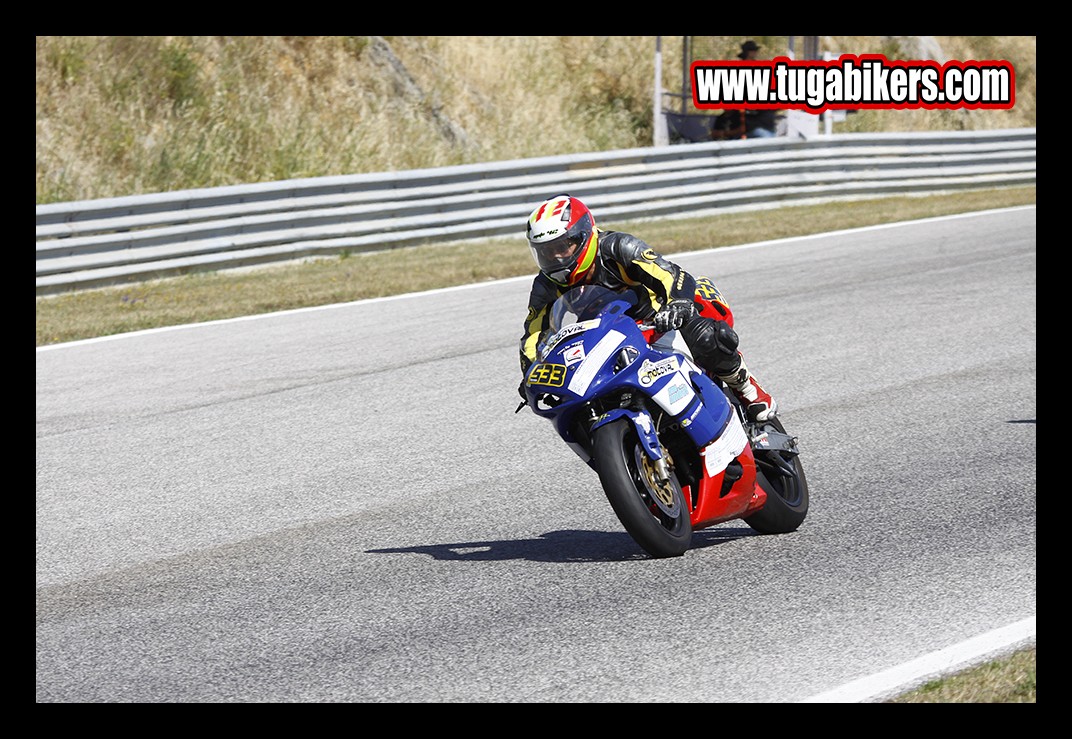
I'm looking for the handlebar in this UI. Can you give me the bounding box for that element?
[637,322,660,344]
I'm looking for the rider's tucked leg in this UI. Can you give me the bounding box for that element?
[679,316,778,422]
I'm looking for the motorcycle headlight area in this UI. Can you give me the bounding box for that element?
[535,393,564,411]
[567,331,626,396]
[614,346,639,372]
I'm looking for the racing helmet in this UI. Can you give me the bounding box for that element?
[526,194,598,287]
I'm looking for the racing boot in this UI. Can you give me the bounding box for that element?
[679,317,777,421]
[717,356,778,422]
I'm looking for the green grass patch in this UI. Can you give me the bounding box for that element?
[889,648,1036,703]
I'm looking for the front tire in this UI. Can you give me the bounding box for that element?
[592,419,692,558]
[743,416,809,534]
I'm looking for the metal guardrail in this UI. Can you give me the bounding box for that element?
[36,128,1036,295]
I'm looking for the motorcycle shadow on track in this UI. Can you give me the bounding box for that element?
[366,527,757,563]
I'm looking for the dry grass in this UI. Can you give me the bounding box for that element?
[36,36,1036,204]
[826,36,1037,134]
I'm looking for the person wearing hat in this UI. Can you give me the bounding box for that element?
[735,40,778,137]
[738,40,761,60]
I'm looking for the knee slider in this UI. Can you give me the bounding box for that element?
[680,317,739,372]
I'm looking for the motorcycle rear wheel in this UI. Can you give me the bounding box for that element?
[593,419,692,558]
[744,416,809,534]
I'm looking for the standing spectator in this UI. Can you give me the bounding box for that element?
[737,39,761,61]
[737,40,778,138]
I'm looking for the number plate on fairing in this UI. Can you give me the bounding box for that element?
[526,363,566,388]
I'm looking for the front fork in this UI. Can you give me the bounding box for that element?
[590,406,670,481]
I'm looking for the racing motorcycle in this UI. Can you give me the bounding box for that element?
[519,285,808,558]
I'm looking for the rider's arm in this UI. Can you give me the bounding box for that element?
[604,233,697,311]
[519,274,560,374]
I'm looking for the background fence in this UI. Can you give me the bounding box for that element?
[36,128,1036,295]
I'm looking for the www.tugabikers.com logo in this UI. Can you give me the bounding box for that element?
[691,54,1015,113]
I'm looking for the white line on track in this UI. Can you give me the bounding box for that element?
[799,615,1036,703]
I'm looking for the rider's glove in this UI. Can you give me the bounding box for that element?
[653,299,697,333]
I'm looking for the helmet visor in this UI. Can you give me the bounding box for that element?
[531,233,585,275]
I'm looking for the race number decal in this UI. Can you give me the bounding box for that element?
[527,363,567,388]
[695,277,725,304]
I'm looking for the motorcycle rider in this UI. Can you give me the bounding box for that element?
[518,193,778,422]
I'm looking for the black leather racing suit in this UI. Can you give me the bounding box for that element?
[518,230,741,379]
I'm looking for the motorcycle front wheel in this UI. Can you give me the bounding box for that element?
[592,419,692,558]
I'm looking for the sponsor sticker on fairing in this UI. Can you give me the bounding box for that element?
[637,357,678,387]
[541,320,600,356]
[567,330,625,396]
[701,412,748,477]
[563,342,586,366]
[652,376,695,416]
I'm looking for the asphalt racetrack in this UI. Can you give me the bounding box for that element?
[37,207,1036,702]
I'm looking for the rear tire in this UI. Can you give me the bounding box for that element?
[743,416,809,534]
[592,419,692,558]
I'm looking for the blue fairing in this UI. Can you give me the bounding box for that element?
[523,287,733,462]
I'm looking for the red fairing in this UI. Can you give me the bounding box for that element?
[688,445,766,529]
[693,280,735,328]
